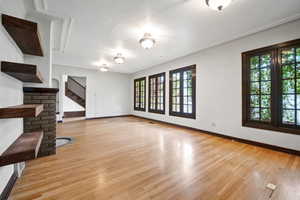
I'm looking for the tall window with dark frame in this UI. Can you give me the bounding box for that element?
[134,77,146,111]
[242,39,300,135]
[148,72,165,114]
[169,65,196,119]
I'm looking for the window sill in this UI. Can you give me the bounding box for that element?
[148,110,165,115]
[243,121,300,135]
[169,112,196,119]
[134,108,146,112]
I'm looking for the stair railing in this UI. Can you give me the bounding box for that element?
[67,77,86,100]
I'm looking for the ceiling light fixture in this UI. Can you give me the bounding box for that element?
[99,64,109,72]
[139,33,156,49]
[114,53,125,64]
[205,0,232,11]
[100,67,109,72]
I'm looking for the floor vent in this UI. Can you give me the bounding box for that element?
[56,137,73,148]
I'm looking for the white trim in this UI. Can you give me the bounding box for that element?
[33,0,73,53]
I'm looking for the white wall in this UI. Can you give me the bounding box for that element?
[53,65,131,120]
[0,0,25,194]
[24,16,53,88]
[63,96,85,112]
[131,19,300,151]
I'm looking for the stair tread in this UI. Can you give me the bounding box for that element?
[0,104,44,119]
[0,131,43,167]
[2,14,43,56]
[1,61,43,83]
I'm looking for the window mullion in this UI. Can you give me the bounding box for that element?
[180,71,184,113]
[140,80,142,109]
[294,48,297,127]
[272,49,280,127]
[155,77,158,111]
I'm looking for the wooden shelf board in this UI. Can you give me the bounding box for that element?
[0,131,43,167]
[0,104,43,119]
[2,14,43,56]
[1,61,43,83]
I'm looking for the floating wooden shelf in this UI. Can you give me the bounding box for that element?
[0,104,43,119]
[1,61,43,83]
[2,14,43,56]
[0,131,43,167]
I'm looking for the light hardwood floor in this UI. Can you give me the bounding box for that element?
[10,116,300,200]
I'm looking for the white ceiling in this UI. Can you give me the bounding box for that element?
[43,0,300,73]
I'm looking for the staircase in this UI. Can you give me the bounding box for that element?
[65,77,86,117]
[0,14,45,167]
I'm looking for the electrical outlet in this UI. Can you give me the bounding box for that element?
[266,183,277,190]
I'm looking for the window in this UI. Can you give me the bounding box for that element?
[148,73,166,114]
[134,77,146,111]
[169,65,196,119]
[242,39,300,135]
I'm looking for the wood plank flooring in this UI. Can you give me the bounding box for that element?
[10,116,300,200]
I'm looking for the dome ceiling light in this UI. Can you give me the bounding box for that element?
[206,0,232,11]
[114,53,125,64]
[100,64,109,72]
[139,33,156,49]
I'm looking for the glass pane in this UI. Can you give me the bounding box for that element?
[261,109,271,121]
[297,79,300,94]
[261,81,271,94]
[298,95,300,110]
[296,48,300,62]
[261,54,271,67]
[282,79,295,94]
[188,105,192,113]
[250,56,259,69]
[297,110,300,125]
[282,64,295,79]
[250,69,260,81]
[250,95,259,107]
[184,97,187,104]
[282,109,295,124]
[296,64,300,78]
[282,95,295,109]
[188,88,192,96]
[261,95,270,108]
[184,80,187,87]
[172,73,177,80]
[250,82,260,94]
[184,88,187,96]
[261,67,271,81]
[183,72,187,79]
[187,71,192,79]
[183,105,187,113]
[187,80,192,87]
[282,48,295,64]
[250,108,260,120]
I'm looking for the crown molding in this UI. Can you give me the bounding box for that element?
[33,0,73,53]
